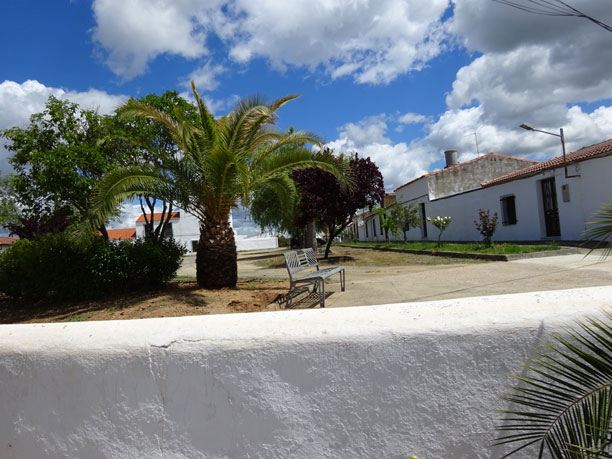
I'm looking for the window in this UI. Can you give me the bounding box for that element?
[191,240,199,253]
[365,219,369,238]
[500,195,517,225]
[379,216,384,235]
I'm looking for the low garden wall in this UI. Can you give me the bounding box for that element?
[236,235,278,251]
[1,286,611,458]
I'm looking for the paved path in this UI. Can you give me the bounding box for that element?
[178,248,612,308]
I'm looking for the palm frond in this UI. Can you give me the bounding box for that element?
[269,93,300,112]
[190,81,218,152]
[582,203,612,260]
[120,100,186,148]
[79,166,174,237]
[250,146,351,190]
[247,174,297,218]
[495,313,612,458]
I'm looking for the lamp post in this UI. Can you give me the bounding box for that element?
[520,124,578,178]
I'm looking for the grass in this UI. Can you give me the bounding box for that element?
[341,241,561,254]
[254,245,484,268]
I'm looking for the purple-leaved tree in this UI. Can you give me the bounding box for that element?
[291,154,384,258]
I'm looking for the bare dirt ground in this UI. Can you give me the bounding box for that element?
[3,245,612,323]
[0,246,472,324]
[0,278,288,324]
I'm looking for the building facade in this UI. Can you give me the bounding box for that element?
[355,140,612,243]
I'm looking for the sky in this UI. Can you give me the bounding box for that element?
[1,0,611,235]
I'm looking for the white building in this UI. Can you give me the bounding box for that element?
[135,210,201,253]
[355,139,612,242]
[111,208,278,253]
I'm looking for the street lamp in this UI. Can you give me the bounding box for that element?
[520,123,578,178]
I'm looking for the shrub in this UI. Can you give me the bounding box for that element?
[0,234,185,300]
[277,235,290,247]
[474,209,499,247]
[427,216,452,246]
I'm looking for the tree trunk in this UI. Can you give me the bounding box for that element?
[196,219,238,289]
[324,225,335,259]
[305,220,317,250]
[99,224,109,241]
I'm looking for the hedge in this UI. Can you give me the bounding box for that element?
[0,234,185,300]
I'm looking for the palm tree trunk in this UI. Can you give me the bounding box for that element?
[196,219,237,288]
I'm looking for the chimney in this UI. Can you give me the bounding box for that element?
[444,149,458,168]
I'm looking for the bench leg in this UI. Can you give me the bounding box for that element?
[320,279,325,308]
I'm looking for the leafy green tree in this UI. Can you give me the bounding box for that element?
[0,96,129,239]
[427,215,452,246]
[0,173,20,230]
[250,183,302,238]
[114,91,200,241]
[388,204,420,241]
[372,207,396,242]
[88,83,345,288]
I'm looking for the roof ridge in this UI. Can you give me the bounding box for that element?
[394,152,539,192]
[483,138,612,187]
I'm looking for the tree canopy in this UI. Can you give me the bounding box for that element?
[291,153,384,258]
[88,83,346,288]
[0,96,129,238]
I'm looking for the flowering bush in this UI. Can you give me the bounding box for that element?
[474,208,498,247]
[427,215,452,245]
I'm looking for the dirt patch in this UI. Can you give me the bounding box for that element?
[255,245,485,269]
[0,278,288,324]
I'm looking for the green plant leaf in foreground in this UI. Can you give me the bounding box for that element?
[583,202,612,260]
[496,313,612,458]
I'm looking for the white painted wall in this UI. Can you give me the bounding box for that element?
[367,155,612,243]
[235,236,278,251]
[2,287,612,458]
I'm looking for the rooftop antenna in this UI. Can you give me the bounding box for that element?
[463,131,481,157]
[474,132,480,157]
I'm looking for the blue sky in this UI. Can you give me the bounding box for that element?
[1,0,611,235]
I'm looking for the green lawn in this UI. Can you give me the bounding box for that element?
[341,241,561,254]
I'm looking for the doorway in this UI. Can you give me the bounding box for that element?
[541,178,561,237]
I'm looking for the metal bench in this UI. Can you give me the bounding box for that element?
[283,248,345,308]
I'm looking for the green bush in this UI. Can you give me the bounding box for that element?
[277,235,290,247]
[0,234,186,300]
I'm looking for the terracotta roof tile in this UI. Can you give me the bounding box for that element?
[483,138,612,187]
[106,228,136,239]
[394,153,538,192]
[136,211,180,223]
[0,236,18,245]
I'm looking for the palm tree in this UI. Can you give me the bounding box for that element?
[88,82,346,288]
[495,314,612,458]
[494,206,612,457]
[583,203,612,259]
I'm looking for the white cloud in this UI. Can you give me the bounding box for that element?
[109,203,142,229]
[182,61,226,92]
[92,0,451,84]
[326,115,431,191]
[0,80,127,174]
[418,0,612,164]
[91,0,217,79]
[398,112,428,124]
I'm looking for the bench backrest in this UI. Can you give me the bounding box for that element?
[284,248,319,277]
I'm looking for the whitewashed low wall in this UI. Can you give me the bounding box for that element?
[236,236,278,251]
[2,287,612,458]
